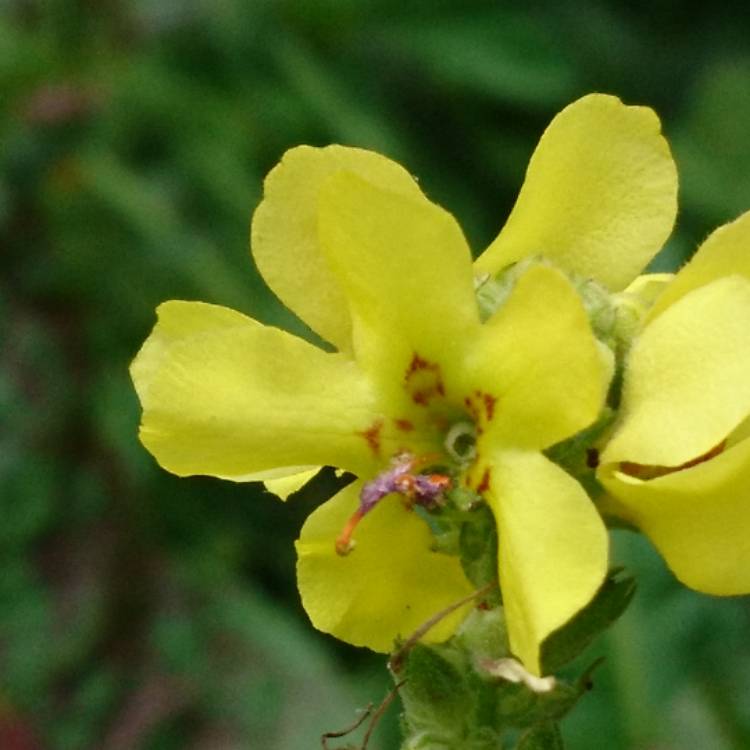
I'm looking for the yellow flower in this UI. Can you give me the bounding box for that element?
[130,94,677,675]
[597,212,750,596]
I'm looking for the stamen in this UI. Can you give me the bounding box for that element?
[412,474,452,508]
[336,508,364,556]
[334,452,452,555]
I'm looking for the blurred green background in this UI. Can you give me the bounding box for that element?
[2,1,750,748]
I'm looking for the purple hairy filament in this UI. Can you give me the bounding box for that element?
[335,452,452,556]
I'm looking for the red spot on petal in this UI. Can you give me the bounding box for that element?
[395,418,414,432]
[483,393,497,421]
[406,353,430,378]
[464,390,498,426]
[476,467,492,495]
[357,419,383,456]
[404,352,445,407]
[464,395,478,419]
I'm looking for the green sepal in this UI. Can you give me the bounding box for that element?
[515,721,565,750]
[421,510,462,556]
[398,642,474,743]
[475,268,516,323]
[544,407,615,499]
[573,276,617,348]
[423,487,499,596]
[395,608,603,748]
[540,568,635,674]
[493,675,582,730]
[456,606,509,667]
[475,257,542,322]
[446,485,483,513]
[458,504,500,594]
[402,731,499,750]
[422,485,485,557]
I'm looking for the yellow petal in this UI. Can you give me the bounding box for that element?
[599,436,750,595]
[130,300,385,479]
[601,275,750,468]
[251,145,425,352]
[217,465,319,484]
[265,468,320,500]
[476,94,677,291]
[296,482,474,651]
[648,210,750,322]
[318,170,480,410]
[466,264,609,450]
[481,450,608,675]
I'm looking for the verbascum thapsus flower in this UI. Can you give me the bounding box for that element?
[130,94,678,675]
[597,214,750,596]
